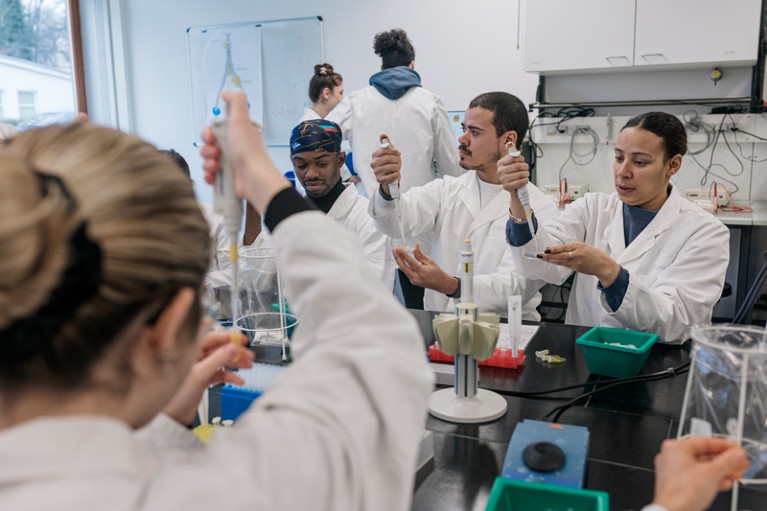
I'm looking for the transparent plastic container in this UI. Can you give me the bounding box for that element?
[234,246,295,347]
[679,325,767,493]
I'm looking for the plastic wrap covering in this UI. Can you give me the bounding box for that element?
[680,325,767,487]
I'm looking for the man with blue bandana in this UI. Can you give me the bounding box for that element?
[287,119,390,288]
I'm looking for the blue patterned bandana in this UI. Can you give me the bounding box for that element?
[290,119,342,156]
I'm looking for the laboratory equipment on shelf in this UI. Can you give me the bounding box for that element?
[428,240,507,423]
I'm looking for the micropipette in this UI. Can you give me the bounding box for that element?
[507,145,540,258]
[508,295,522,360]
[460,239,474,304]
[380,135,408,249]
[211,117,245,323]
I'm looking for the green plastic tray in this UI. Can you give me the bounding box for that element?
[576,326,658,378]
[486,477,609,511]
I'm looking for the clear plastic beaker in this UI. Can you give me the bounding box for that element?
[679,325,767,490]
[235,311,298,346]
[234,246,296,347]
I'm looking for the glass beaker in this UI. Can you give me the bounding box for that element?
[679,325,767,495]
[234,246,296,347]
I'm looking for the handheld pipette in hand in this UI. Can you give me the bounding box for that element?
[507,144,540,258]
[380,134,408,249]
[211,117,244,323]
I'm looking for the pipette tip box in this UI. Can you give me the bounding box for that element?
[428,344,526,369]
[220,363,285,421]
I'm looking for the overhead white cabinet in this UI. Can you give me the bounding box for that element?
[524,0,635,73]
[525,0,761,74]
[634,0,761,68]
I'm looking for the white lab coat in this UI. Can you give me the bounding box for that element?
[326,184,391,290]
[509,186,730,344]
[370,171,559,319]
[200,202,233,289]
[0,212,434,511]
[254,185,391,291]
[298,106,321,123]
[326,85,461,198]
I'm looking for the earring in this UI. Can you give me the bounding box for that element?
[158,351,178,374]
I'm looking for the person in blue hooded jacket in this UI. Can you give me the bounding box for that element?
[327,28,461,308]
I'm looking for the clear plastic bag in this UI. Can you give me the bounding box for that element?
[680,325,767,486]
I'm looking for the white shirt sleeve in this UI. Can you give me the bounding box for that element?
[640,505,669,511]
[197,211,434,511]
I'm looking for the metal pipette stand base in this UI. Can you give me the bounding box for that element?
[428,303,508,424]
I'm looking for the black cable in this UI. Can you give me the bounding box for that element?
[544,362,690,422]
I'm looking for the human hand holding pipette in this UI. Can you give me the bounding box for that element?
[498,144,539,258]
[371,133,402,198]
[201,91,290,217]
[497,144,531,220]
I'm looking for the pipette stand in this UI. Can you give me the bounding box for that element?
[428,303,508,423]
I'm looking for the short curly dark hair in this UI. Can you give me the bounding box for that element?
[373,29,415,69]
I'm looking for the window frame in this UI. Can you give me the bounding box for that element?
[69,0,87,114]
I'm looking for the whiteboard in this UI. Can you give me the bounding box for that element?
[188,17,324,146]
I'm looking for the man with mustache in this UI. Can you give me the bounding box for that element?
[370,92,559,318]
[289,119,390,288]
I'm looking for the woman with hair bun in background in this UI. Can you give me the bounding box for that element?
[300,63,344,122]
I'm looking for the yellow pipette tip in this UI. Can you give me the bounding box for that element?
[229,244,238,263]
[229,329,242,362]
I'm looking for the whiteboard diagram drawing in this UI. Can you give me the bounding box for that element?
[188,24,264,146]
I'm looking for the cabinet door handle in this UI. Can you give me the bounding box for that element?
[605,56,631,65]
[640,53,667,62]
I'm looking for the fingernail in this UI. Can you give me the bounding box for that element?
[536,254,543,259]
[544,248,551,254]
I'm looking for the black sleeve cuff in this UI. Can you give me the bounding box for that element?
[264,187,316,232]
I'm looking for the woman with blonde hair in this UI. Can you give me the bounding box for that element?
[0,93,433,510]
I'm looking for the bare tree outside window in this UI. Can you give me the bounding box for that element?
[0,0,79,129]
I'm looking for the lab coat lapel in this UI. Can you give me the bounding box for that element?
[326,185,356,222]
[468,185,510,235]
[604,200,626,260]
[458,171,481,222]
[616,186,681,265]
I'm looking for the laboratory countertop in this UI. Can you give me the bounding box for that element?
[407,310,767,511]
[711,200,767,226]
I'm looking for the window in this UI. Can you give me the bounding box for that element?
[17,90,36,119]
[0,0,85,128]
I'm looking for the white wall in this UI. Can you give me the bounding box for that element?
[84,0,766,204]
[95,0,537,202]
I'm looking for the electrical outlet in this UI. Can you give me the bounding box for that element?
[544,183,589,198]
[685,187,728,203]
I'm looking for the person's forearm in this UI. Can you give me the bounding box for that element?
[242,202,261,245]
[242,153,291,216]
